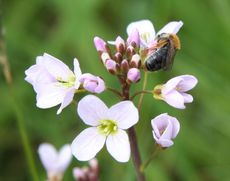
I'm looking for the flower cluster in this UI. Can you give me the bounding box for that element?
[26,19,198,180]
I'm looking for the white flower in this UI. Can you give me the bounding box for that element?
[38,143,72,180]
[25,53,82,114]
[71,95,139,162]
[126,19,183,48]
[154,75,198,109]
[151,113,180,147]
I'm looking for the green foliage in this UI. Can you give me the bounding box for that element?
[1,0,230,180]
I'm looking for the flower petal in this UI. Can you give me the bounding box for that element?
[42,53,74,80]
[56,144,72,172]
[163,90,185,109]
[162,76,183,94]
[77,95,108,126]
[157,21,183,35]
[127,20,155,46]
[182,93,193,103]
[108,101,138,129]
[177,75,198,92]
[38,143,58,172]
[170,117,180,139]
[36,83,67,108]
[71,127,106,161]
[106,129,130,162]
[73,58,82,89]
[57,89,75,114]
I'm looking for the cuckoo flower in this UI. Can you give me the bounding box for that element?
[151,113,180,148]
[71,95,139,162]
[25,53,82,114]
[80,73,105,94]
[38,143,72,180]
[153,75,198,109]
[127,19,183,48]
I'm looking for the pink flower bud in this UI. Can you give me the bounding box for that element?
[127,68,140,83]
[115,36,125,53]
[105,59,117,74]
[130,54,141,68]
[127,28,140,48]
[79,73,105,93]
[94,36,107,52]
[151,113,180,148]
[120,59,129,73]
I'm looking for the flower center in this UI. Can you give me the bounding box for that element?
[57,75,76,87]
[97,120,118,136]
[141,32,150,43]
[153,84,164,100]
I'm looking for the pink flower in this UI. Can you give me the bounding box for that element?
[25,53,82,114]
[127,28,140,48]
[71,95,139,162]
[154,75,198,109]
[94,37,107,52]
[38,143,72,180]
[79,73,105,94]
[127,68,141,83]
[151,113,180,148]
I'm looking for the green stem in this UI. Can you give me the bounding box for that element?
[130,90,152,101]
[137,72,148,111]
[0,21,39,180]
[140,146,160,172]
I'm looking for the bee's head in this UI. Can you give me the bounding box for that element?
[155,33,181,50]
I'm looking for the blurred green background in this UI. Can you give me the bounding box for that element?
[1,0,230,180]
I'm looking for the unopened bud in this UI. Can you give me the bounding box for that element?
[130,54,141,68]
[105,59,117,74]
[94,36,107,52]
[126,45,135,60]
[127,68,141,83]
[127,28,140,48]
[101,52,111,64]
[115,36,125,53]
[121,59,129,73]
[114,52,122,63]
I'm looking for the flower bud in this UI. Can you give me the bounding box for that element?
[127,68,140,83]
[94,36,107,52]
[115,36,126,53]
[105,59,117,74]
[127,28,140,48]
[126,45,135,60]
[151,113,180,148]
[120,59,129,73]
[130,54,141,68]
[79,73,105,94]
[101,52,111,64]
[114,52,122,63]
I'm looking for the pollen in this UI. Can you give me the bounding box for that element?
[97,120,118,136]
[57,75,76,87]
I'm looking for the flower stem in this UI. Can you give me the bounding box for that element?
[119,76,146,181]
[140,145,160,172]
[130,90,152,101]
[0,24,39,181]
[137,72,148,111]
[106,87,122,98]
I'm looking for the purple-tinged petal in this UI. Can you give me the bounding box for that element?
[176,75,198,92]
[157,21,183,35]
[108,101,138,129]
[56,144,72,172]
[77,95,108,126]
[42,53,74,80]
[74,58,82,89]
[38,143,58,172]
[106,129,130,162]
[182,93,193,103]
[163,90,185,109]
[94,36,107,52]
[155,137,174,148]
[170,117,180,139]
[71,127,106,161]
[127,28,140,47]
[57,89,75,114]
[162,76,183,94]
[105,59,117,73]
[36,83,68,109]
[127,68,141,83]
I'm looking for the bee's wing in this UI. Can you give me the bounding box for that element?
[163,39,177,71]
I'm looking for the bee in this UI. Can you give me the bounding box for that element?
[144,33,181,72]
